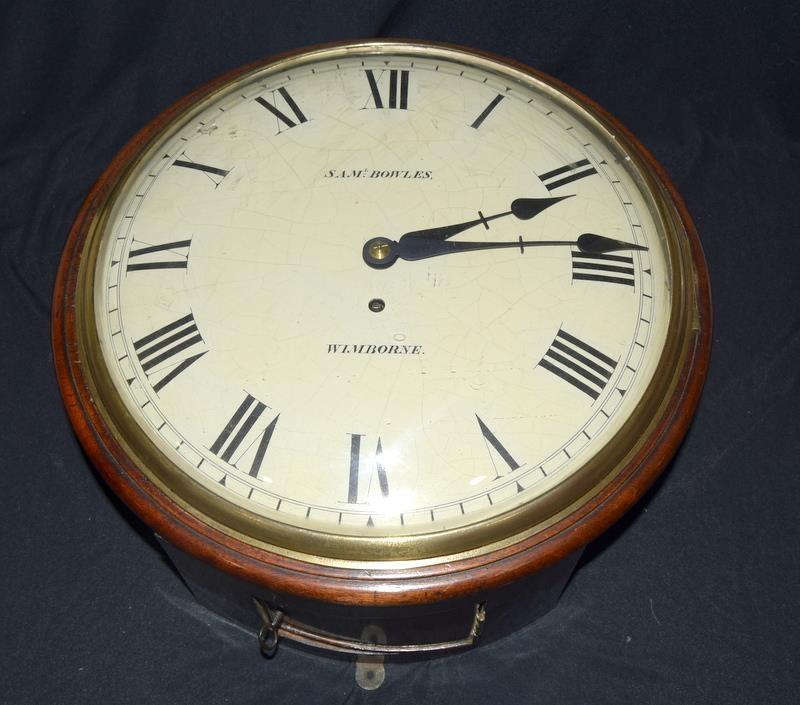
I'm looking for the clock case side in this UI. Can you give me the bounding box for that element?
[52,40,712,609]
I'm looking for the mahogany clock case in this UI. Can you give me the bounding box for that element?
[52,38,709,610]
[3,1,799,704]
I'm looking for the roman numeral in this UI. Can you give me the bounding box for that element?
[476,415,520,479]
[469,94,505,129]
[364,69,409,110]
[172,153,230,186]
[255,87,309,132]
[538,329,617,400]
[572,249,635,287]
[537,158,597,191]
[209,393,279,478]
[132,313,206,393]
[347,434,389,503]
[126,239,191,272]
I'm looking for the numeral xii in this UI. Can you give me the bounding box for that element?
[364,69,409,110]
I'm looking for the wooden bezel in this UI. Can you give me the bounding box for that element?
[52,40,711,607]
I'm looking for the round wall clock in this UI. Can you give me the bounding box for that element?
[53,40,710,661]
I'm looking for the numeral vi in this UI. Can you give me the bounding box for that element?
[347,433,390,503]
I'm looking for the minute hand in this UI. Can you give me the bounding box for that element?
[396,232,648,262]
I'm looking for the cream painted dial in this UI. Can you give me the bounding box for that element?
[91,44,672,551]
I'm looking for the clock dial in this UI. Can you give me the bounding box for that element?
[85,45,681,559]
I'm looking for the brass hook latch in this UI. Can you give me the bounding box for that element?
[254,601,284,658]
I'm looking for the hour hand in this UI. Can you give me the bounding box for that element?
[397,195,572,242]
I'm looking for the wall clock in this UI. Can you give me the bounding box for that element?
[52,39,710,669]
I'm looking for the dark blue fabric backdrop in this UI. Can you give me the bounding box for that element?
[1,1,798,703]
